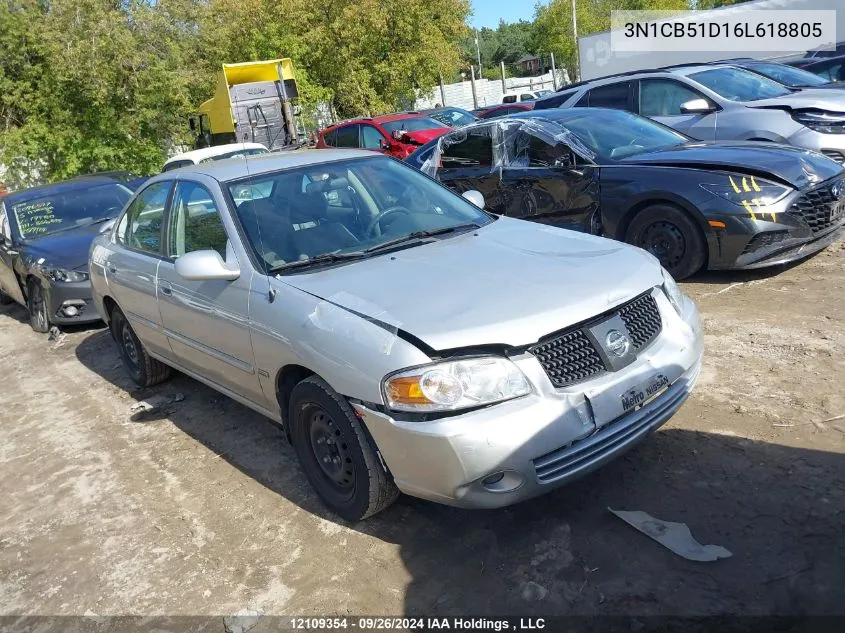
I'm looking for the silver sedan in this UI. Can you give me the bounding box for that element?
[89,149,703,520]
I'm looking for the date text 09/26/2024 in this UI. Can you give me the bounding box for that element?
[289,617,547,631]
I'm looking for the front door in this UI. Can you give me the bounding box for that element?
[498,125,600,232]
[0,204,25,304]
[108,181,173,360]
[156,180,264,405]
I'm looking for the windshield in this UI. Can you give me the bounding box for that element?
[689,67,792,101]
[200,147,269,163]
[428,109,477,127]
[381,117,449,134]
[228,156,493,273]
[11,183,132,239]
[552,109,688,161]
[742,62,829,87]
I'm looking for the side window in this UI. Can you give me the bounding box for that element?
[639,79,709,117]
[334,124,360,148]
[502,95,516,104]
[168,181,229,259]
[507,132,573,169]
[576,82,631,110]
[0,204,10,241]
[116,181,171,254]
[361,125,385,150]
[520,93,535,101]
[322,129,337,147]
[818,62,844,81]
[440,127,494,168]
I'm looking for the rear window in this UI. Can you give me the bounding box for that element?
[576,82,631,109]
[381,117,448,134]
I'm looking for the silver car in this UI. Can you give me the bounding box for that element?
[89,150,703,520]
[535,64,845,164]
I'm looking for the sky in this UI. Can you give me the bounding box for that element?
[469,0,548,29]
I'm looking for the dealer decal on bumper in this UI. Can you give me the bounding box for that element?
[621,373,670,414]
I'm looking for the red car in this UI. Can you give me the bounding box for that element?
[316,113,450,160]
[476,103,535,120]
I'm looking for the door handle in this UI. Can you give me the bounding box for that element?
[158,281,173,296]
[106,261,117,274]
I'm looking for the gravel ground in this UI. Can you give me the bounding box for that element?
[0,240,843,624]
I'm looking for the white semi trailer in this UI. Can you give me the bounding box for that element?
[577,0,843,81]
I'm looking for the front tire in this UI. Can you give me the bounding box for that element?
[0,290,13,305]
[289,376,398,521]
[26,279,50,333]
[625,204,706,280]
[110,305,171,387]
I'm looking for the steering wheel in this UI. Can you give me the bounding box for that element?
[365,205,413,237]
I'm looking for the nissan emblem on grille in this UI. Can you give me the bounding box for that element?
[529,293,662,388]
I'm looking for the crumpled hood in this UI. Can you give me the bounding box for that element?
[399,128,450,146]
[22,222,104,270]
[622,141,844,189]
[747,88,845,113]
[279,217,663,350]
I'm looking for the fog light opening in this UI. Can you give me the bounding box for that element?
[62,306,79,317]
[479,470,524,493]
[57,300,85,318]
[482,472,505,486]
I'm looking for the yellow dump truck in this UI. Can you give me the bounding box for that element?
[190,59,299,150]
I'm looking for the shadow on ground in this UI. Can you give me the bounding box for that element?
[75,329,845,617]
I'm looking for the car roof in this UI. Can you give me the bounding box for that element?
[164,143,268,166]
[151,148,380,182]
[0,175,127,206]
[322,112,425,132]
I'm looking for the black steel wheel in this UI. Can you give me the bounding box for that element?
[110,305,171,387]
[26,279,50,333]
[289,376,398,521]
[625,204,706,280]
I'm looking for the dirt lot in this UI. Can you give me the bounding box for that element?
[1,241,844,623]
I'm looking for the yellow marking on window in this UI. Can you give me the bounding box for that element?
[742,177,751,192]
[750,176,761,192]
[729,176,741,193]
[742,200,757,219]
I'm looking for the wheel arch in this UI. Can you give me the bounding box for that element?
[100,295,118,326]
[616,197,712,270]
[276,364,317,438]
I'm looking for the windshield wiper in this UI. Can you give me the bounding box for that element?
[364,223,481,255]
[270,251,366,274]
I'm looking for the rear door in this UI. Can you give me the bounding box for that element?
[575,81,634,111]
[498,124,600,232]
[155,179,265,405]
[334,124,360,149]
[108,180,174,360]
[636,78,717,140]
[435,124,502,210]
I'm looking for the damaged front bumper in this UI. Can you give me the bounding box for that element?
[45,279,100,325]
[354,290,702,509]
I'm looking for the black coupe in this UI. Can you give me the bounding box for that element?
[405,108,845,279]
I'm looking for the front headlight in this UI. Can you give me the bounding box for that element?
[792,110,845,134]
[662,268,684,315]
[48,268,89,283]
[700,176,791,210]
[383,356,531,413]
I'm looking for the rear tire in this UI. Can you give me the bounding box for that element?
[289,376,398,521]
[110,305,171,387]
[26,279,50,333]
[0,290,13,305]
[625,204,706,280]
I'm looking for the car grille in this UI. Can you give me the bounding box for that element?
[529,293,662,388]
[741,230,788,255]
[788,178,845,234]
[821,150,845,164]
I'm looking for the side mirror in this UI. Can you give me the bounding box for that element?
[174,250,240,281]
[679,98,714,114]
[462,190,485,208]
[379,138,392,150]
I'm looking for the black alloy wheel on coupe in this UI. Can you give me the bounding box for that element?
[625,205,707,280]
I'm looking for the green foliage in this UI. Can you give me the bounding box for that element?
[0,0,470,185]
